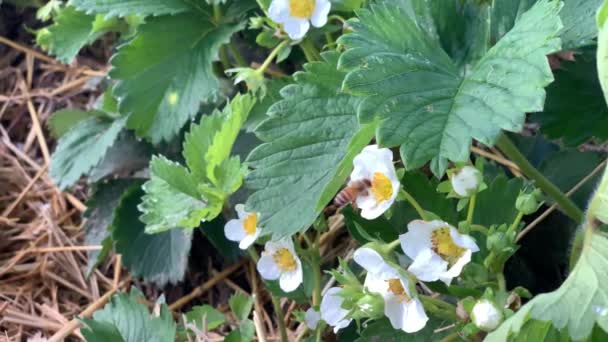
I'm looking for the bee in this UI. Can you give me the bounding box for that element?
[333,179,372,209]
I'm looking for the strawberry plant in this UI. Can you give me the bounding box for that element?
[37,0,608,340]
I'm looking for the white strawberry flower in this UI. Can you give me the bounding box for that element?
[320,287,352,333]
[257,238,303,292]
[451,165,482,197]
[471,299,503,332]
[269,0,331,40]
[400,220,479,285]
[305,307,321,329]
[224,204,261,250]
[354,247,428,333]
[350,145,400,219]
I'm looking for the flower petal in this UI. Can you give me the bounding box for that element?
[363,273,388,295]
[402,299,429,333]
[451,166,480,197]
[239,232,258,250]
[321,287,352,331]
[360,198,393,219]
[440,249,472,285]
[283,18,310,40]
[399,220,438,259]
[224,219,246,242]
[384,294,407,330]
[305,308,321,329]
[235,203,248,219]
[449,227,480,252]
[279,259,302,292]
[257,254,281,280]
[268,0,290,23]
[310,0,331,27]
[353,247,385,273]
[408,248,447,282]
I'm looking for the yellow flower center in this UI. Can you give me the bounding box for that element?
[386,278,411,302]
[243,213,257,235]
[273,248,297,272]
[431,227,466,264]
[371,172,393,203]
[289,0,315,18]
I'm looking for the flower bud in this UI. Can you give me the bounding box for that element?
[471,299,503,332]
[451,166,482,197]
[352,294,384,320]
[515,189,542,215]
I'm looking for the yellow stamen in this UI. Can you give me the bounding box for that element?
[371,172,393,203]
[431,227,466,264]
[289,0,315,18]
[386,278,411,302]
[273,248,297,272]
[243,213,257,235]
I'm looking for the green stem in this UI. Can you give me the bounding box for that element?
[420,296,458,321]
[300,38,321,62]
[257,40,290,75]
[386,239,401,252]
[466,194,476,225]
[497,272,507,293]
[496,134,583,223]
[229,40,247,67]
[508,211,524,235]
[248,248,289,342]
[311,234,322,308]
[470,224,489,235]
[399,188,430,221]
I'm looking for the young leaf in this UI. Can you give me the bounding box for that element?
[338,0,561,176]
[37,6,120,63]
[532,50,608,146]
[81,289,176,342]
[110,12,244,143]
[50,116,126,189]
[229,293,254,321]
[245,51,375,237]
[113,185,192,286]
[70,0,192,18]
[224,319,255,342]
[184,305,226,331]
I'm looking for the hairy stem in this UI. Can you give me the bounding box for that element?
[258,40,290,75]
[466,194,476,225]
[495,134,584,223]
[508,211,524,235]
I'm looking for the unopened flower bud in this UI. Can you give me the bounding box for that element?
[471,300,503,332]
[516,189,542,215]
[451,166,482,197]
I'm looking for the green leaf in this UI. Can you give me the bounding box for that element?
[184,305,226,331]
[343,205,399,244]
[229,293,254,321]
[355,317,452,341]
[246,77,291,132]
[110,12,244,143]
[37,6,120,63]
[70,0,192,18]
[83,179,137,276]
[560,0,603,49]
[245,51,375,237]
[47,109,105,138]
[89,132,152,183]
[113,184,192,286]
[82,289,176,342]
[488,226,608,341]
[50,116,126,189]
[598,0,608,109]
[338,0,562,176]
[225,319,255,342]
[532,49,608,146]
[330,0,365,12]
[472,175,523,227]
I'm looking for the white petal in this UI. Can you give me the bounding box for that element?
[310,0,331,27]
[224,219,246,242]
[451,166,480,197]
[321,287,352,330]
[235,203,247,219]
[283,18,310,40]
[268,0,290,23]
[353,247,385,273]
[449,227,480,252]
[408,248,448,282]
[440,249,472,285]
[401,299,429,333]
[239,232,258,250]
[384,294,407,330]
[279,259,302,292]
[305,308,321,329]
[363,273,388,295]
[257,255,281,280]
[399,220,440,259]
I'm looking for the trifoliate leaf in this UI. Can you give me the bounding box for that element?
[84,179,137,276]
[532,49,608,146]
[245,51,375,237]
[113,185,192,286]
[338,0,562,176]
[229,293,254,321]
[47,109,105,138]
[81,289,176,342]
[110,13,244,143]
[487,223,608,341]
[50,116,126,189]
[70,0,192,18]
[37,6,121,63]
[184,305,226,331]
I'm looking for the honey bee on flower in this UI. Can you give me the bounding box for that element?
[224,204,261,250]
[268,0,331,40]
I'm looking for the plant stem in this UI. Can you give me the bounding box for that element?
[300,38,321,62]
[496,272,507,293]
[399,188,430,221]
[507,211,524,235]
[311,233,322,308]
[248,248,289,342]
[495,134,584,223]
[229,40,247,67]
[470,224,489,235]
[257,40,290,75]
[386,238,401,252]
[466,194,476,225]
